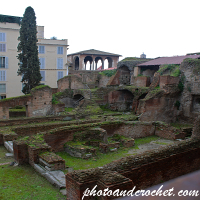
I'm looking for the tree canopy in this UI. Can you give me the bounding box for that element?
[17,6,42,94]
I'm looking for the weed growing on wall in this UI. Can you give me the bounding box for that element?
[158,64,181,77]
[99,69,117,77]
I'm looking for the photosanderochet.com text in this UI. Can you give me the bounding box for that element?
[82,185,199,199]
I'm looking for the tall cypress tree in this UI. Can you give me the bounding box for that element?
[17,6,42,94]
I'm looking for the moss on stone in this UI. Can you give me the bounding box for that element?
[0,94,31,102]
[31,85,50,92]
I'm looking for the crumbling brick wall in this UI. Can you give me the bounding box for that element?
[0,86,52,119]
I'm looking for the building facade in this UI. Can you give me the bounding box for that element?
[0,16,68,99]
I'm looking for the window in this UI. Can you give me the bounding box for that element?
[0,57,8,68]
[40,71,45,81]
[0,95,6,100]
[0,84,6,93]
[57,58,63,69]
[0,44,6,52]
[57,71,63,80]
[0,71,6,81]
[57,47,63,54]
[39,46,45,54]
[39,57,45,69]
[0,33,6,42]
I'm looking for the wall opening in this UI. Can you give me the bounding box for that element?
[73,94,84,107]
[109,89,134,111]
[192,95,200,112]
[9,105,27,118]
[74,56,79,70]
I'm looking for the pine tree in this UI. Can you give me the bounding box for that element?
[17,6,42,94]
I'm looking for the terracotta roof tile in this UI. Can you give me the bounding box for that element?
[138,55,200,66]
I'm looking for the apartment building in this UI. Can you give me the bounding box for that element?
[0,15,68,99]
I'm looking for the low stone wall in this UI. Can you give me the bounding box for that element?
[105,121,155,138]
[39,152,65,171]
[12,119,101,136]
[0,114,70,127]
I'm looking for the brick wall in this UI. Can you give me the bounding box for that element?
[133,76,150,87]
[160,76,180,89]
[27,87,52,117]
[0,115,69,127]
[139,97,178,123]
[12,119,101,137]
[99,75,111,87]
[102,122,155,138]
[13,142,29,164]
[0,86,52,119]
[28,146,51,166]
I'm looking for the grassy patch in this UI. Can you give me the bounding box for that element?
[134,136,160,149]
[0,146,65,200]
[57,135,160,170]
[64,107,74,112]
[99,69,117,77]
[154,141,168,145]
[0,165,65,200]
[170,123,193,129]
[0,146,13,164]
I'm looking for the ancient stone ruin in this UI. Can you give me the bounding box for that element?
[1,55,200,199]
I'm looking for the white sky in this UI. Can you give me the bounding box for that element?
[2,0,200,60]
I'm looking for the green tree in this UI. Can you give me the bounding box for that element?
[17,6,42,94]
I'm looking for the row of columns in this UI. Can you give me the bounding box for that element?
[83,57,113,70]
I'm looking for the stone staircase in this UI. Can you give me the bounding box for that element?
[34,163,66,189]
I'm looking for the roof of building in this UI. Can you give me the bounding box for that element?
[68,49,122,57]
[137,55,200,66]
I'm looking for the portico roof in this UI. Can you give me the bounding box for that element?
[68,49,122,57]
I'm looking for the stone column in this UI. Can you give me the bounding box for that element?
[102,60,104,70]
[192,115,200,139]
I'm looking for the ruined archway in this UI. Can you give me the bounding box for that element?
[132,92,148,113]
[73,94,84,107]
[74,56,79,70]
[108,89,134,111]
[118,65,131,85]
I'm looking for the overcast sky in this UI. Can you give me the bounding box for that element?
[2,0,200,60]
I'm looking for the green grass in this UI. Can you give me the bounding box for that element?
[170,123,193,129]
[0,146,65,200]
[57,135,160,170]
[154,141,168,145]
[64,107,74,112]
[0,146,13,164]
